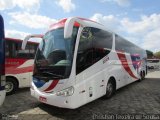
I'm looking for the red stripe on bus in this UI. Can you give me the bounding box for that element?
[5,58,27,68]
[5,66,33,74]
[117,52,138,79]
[43,80,59,92]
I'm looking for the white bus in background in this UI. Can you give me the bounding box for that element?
[147,59,160,69]
[22,17,147,109]
[5,38,39,95]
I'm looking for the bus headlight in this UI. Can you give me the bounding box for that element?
[56,86,74,96]
[0,75,5,86]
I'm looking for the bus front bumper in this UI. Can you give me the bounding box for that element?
[30,87,79,109]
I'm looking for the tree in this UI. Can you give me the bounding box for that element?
[154,51,160,58]
[146,50,153,58]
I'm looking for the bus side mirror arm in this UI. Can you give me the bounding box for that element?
[22,36,30,50]
[21,34,43,50]
[64,17,86,39]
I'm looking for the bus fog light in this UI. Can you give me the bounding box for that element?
[56,86,74,96]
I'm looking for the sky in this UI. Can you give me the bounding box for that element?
[0,0,160,52]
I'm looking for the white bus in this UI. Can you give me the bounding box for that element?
[147,59,160,69]
[5,38,39,95]
[22,17,147,109]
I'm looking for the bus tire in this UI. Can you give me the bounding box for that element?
[138,71,145,82]
[104,78,116,99]
[5,77,18,95]
[143,71,145,80]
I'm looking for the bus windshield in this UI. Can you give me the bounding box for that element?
[34,27,78,80]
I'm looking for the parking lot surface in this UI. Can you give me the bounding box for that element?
[0,70,160,120]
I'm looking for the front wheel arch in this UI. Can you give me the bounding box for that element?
[109,77,116,90]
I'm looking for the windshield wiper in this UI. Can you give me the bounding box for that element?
[42,71,65,79]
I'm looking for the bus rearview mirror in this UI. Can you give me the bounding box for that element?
[22,36,30,50]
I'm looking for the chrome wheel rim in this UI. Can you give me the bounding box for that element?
[5,82,14,93]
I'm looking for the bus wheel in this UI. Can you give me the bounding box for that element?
[143,71,145,80]
[104,79,116,99]
[5,78,18,95]
[139,71,145,81]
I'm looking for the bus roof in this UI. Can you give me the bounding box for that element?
[49,17,104,31]
[5,37,39,44]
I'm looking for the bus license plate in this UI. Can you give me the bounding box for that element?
[39,96,47,103]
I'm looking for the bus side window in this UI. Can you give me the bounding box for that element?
[76,27,113,75]
[29,44,37,58]
[115,34,145,60]
[5,41,10,57]
[92,28,112,63]
[11,41,16,57]
[17,42,30,58]
[15,42,19,57]
[16,42,38,59]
